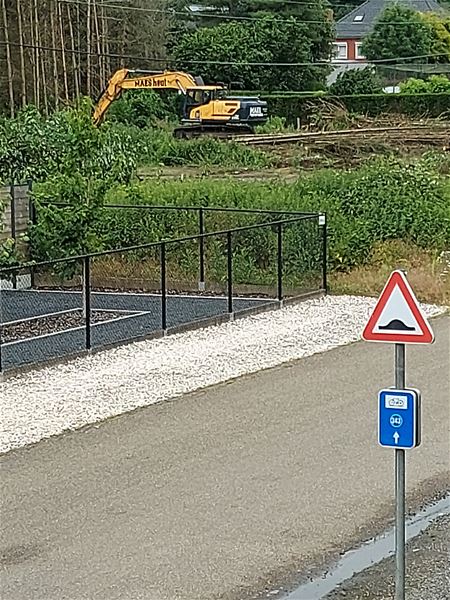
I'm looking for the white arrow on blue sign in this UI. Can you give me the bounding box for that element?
[378,388,421,449]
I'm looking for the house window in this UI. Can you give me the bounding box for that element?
[333,42,348,60]
[355,42,366,60]
[353,15,364,22]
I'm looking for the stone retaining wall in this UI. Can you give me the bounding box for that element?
[0,184,30,242]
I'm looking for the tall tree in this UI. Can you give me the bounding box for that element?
[421,12,450,62]
[362,5,434,62]
[173,0,333,90]
[15,0,26,107]
[174,12,333,90]
[1,0,15,116]
[0,0,173,113]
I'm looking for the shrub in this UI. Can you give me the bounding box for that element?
[262,91,450,123]
[107,90,179,128]
[400,75,450,94]
[30,157,450,275]
[329,68,383,96]
[29,174,108,261]
[0,104,268,185]
[0,102,138,185]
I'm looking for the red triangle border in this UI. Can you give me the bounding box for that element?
[362,271,434,344]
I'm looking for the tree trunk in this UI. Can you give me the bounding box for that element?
[58,0,69,101]
[93,0,102,93]
[100,1,107,82]
[67,3,80,98]
[1,0,15,117]
[103,3,111,78]
[37,3,49,114]
[33,0,40,108]
[86,0,91,96]
[28,0,38,106]
[76,1,82,94]
[16,0,27,107]
[120,14,126,68]
[50,0,59,108]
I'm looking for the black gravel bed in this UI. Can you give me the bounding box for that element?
[2,310,131,343]
[0,289,266,323]
[0,289,274,370]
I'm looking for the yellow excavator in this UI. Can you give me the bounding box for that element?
[93,68,268,137]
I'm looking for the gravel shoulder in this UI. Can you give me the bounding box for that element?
[325,514,450,600]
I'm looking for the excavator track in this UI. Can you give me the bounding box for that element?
[173,123,253,140]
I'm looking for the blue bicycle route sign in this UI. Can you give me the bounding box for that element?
[378,388,421,450]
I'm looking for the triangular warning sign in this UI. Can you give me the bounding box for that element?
[362,270,434,344]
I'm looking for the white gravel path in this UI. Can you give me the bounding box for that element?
[0,295,444,454]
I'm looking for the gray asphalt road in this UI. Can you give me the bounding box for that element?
[0,316,449,600]
[325,514,450,600]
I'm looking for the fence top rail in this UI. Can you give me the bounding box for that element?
[40,201,318,217]
[103,204,318,217]
[0,213,321,275]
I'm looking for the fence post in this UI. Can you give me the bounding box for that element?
[9,185,17,290]
[198,208,205,291]
[227,231,233,315]
[9,185,16,241]
[83,256,91,350]
[0,303,3,372]
[320,214,328,294]
[161,242,167,331]
[27,179,36,226]
[27,181,36,289]
[277,222,283,302]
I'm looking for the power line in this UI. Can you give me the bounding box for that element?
[0,40,446,67]
[60,0,333,24]
[59,0,446,27]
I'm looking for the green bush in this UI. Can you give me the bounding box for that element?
[131,129,269,168]
[400,75,450,94]
[0,102,138,185]
[329,68,383,96]
[255,116,295,134]
[29,174,108,261]
[30,156,450,277]
[0,104,268,186]
[262,91,450,123]
[107,89,179,128]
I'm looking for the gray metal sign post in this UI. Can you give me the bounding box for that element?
[395,343,406,600]
[362,270,435,600]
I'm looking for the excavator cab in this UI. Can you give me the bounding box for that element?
[179,86,268,137]
[184,88,214,110]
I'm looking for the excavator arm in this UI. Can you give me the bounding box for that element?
[93,69,213,125]
[93,67,267,136]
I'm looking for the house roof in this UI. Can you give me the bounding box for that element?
[336,0,444,39]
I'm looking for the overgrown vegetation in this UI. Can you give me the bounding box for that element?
[331,240,450,305]
[263,90,450,124]
[0,101,137,185]
[1,104,449,297]
[0,103,268,186]
[29,156,450,279]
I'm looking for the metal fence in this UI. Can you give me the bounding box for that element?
[0,210,326,372]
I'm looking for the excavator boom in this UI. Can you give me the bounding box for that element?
[93,69,220,126]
